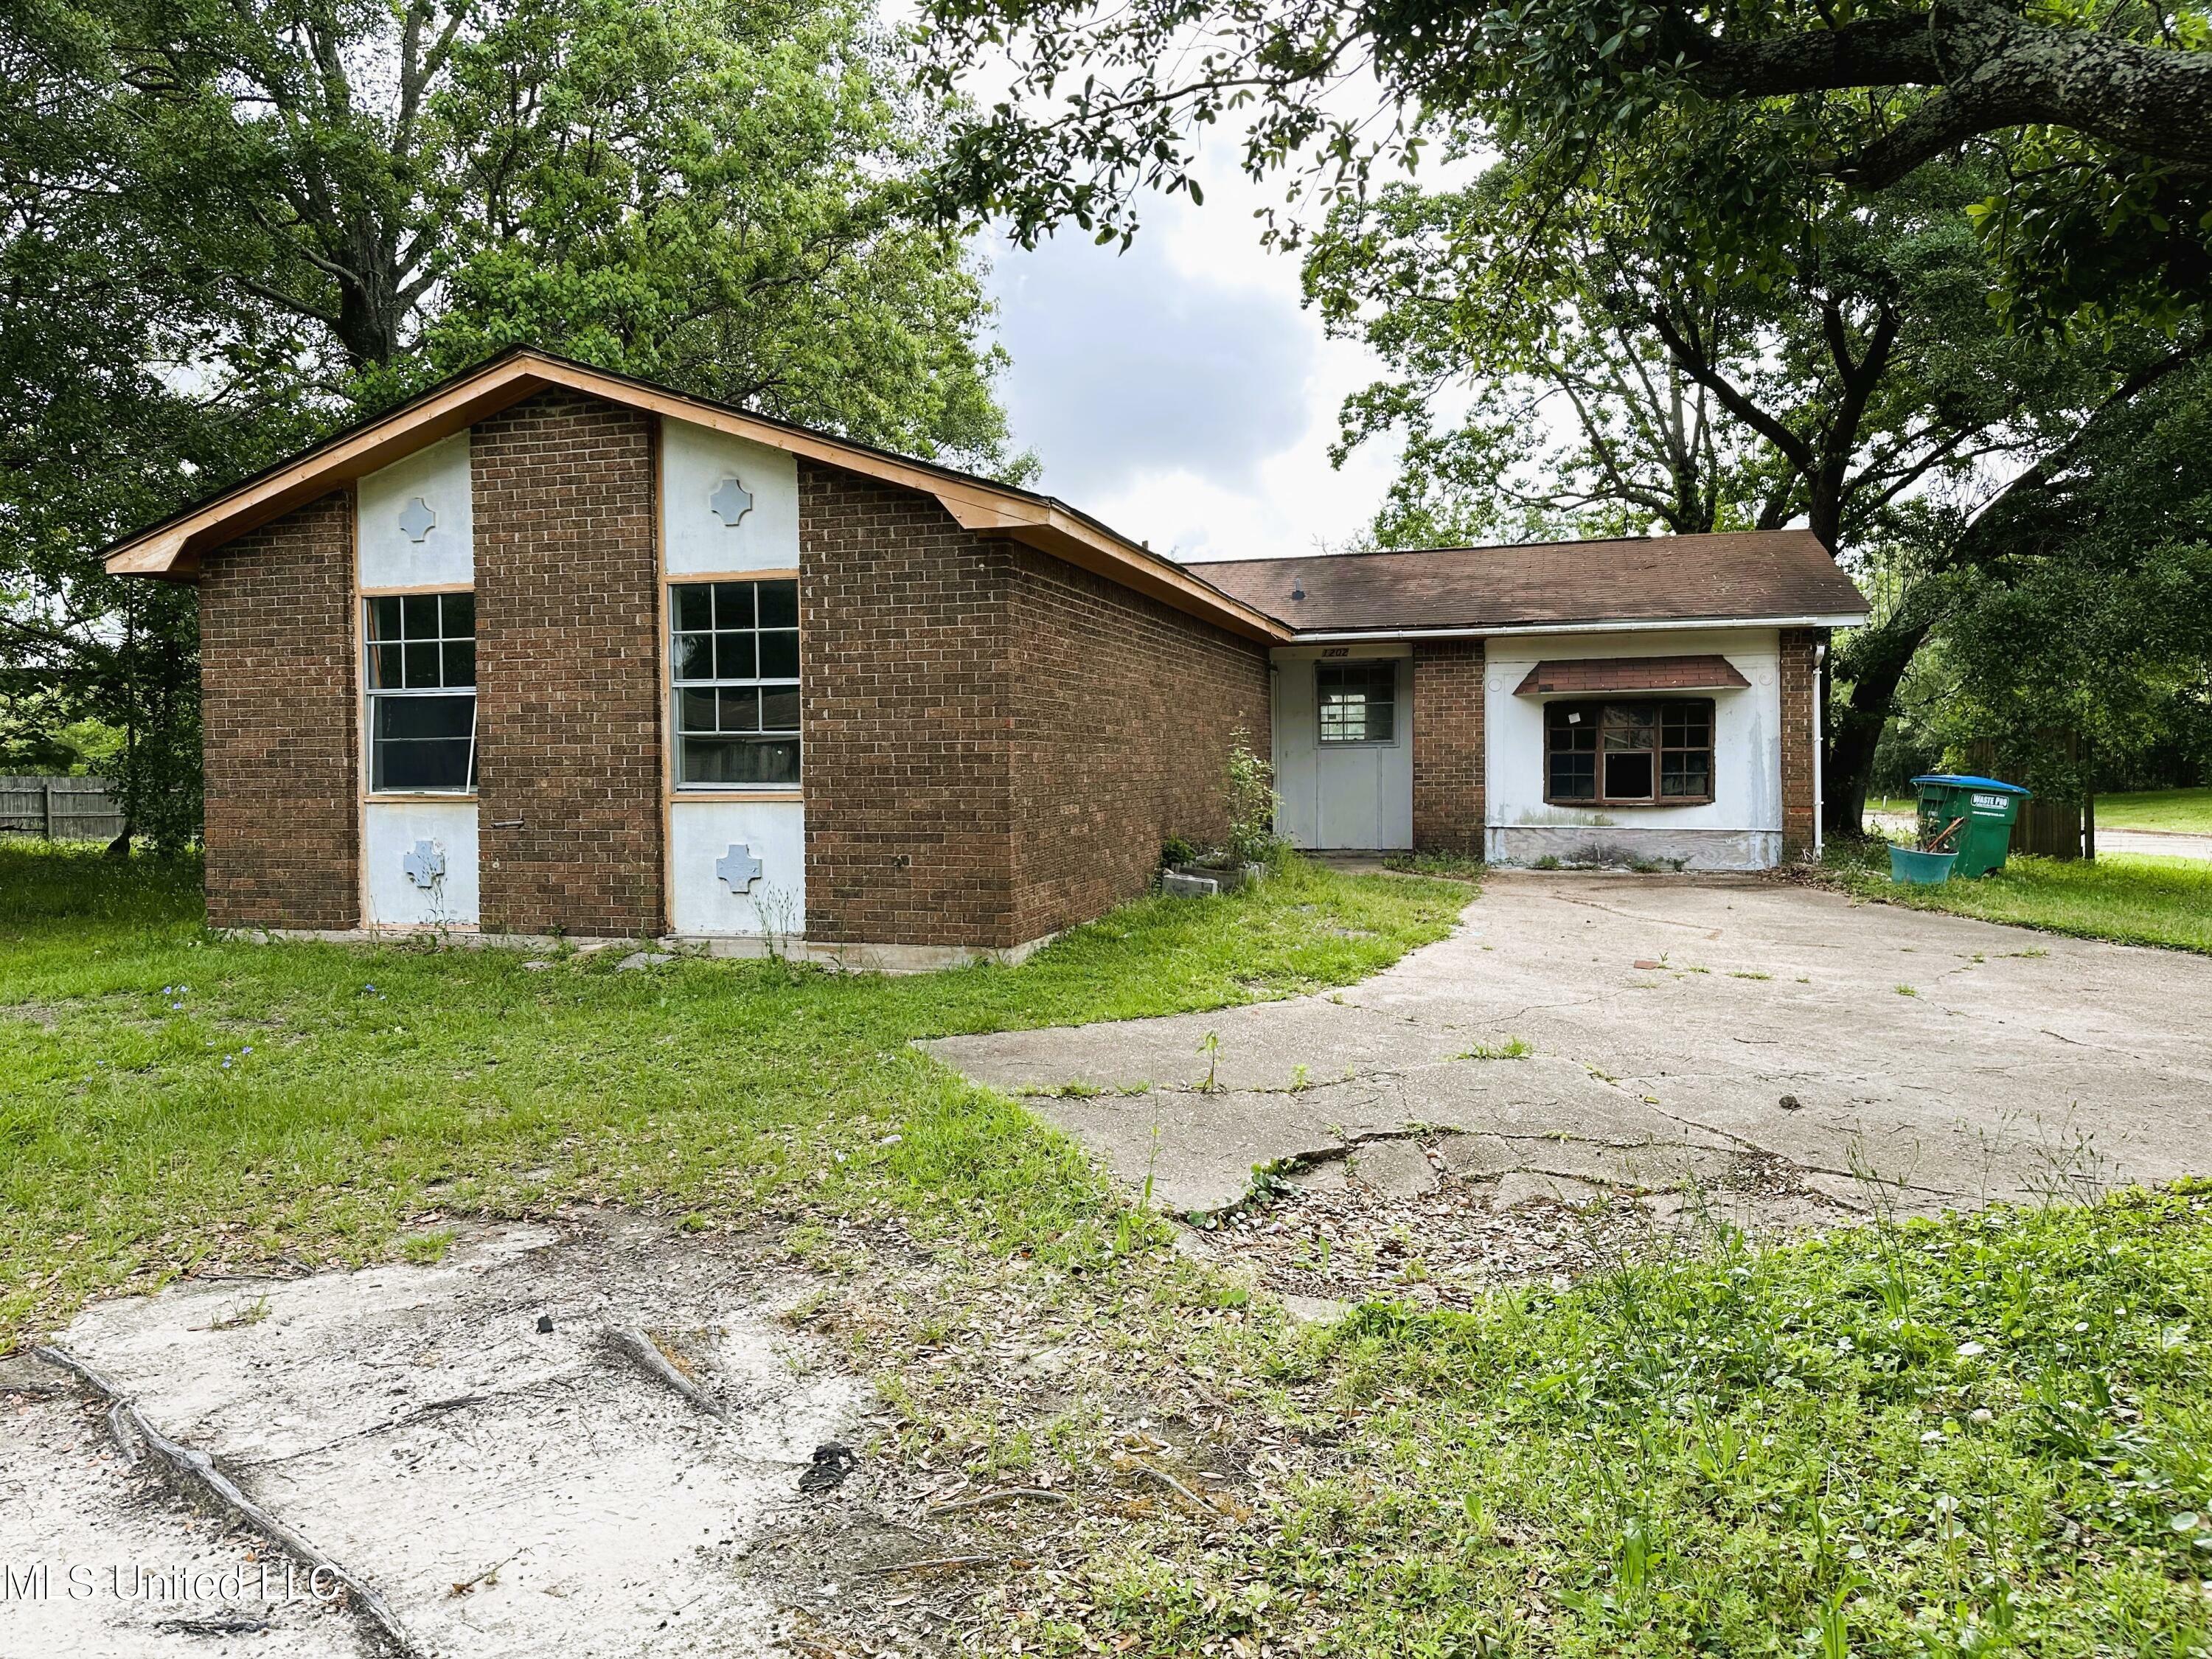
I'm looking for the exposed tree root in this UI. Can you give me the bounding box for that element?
[608,1325,727,1419]
[924,1486,1070,1517]
[31,1343,420,1658]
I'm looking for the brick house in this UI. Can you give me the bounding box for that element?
[104,349,1866,964]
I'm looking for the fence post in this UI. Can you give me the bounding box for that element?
[43,782,54,841]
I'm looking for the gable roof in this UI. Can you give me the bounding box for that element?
[100,347,1290,644]
[1196,532,1868,636]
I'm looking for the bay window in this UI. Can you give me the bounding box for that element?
[1545,698,1714,806]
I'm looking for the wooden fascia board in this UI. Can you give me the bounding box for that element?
[102,352,1291,641]
[936,501,1288,642]
[540,363,1287,641]
[102,358,550,579]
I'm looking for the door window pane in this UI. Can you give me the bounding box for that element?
[1317,661,1398,744]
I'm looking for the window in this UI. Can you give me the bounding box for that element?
[1317,660,1398,744]
[671,578,799,786]
[1545,699,1714,805]
[366,592,476,792]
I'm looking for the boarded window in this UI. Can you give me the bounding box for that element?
[1545,699,1714,806]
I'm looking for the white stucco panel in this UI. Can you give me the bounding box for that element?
[668,800,806,938]
[364,799,479,928]
[662,418,801,577]
[1484,628,1783,838]
[358,434,474,589]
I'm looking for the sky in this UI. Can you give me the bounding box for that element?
[981,150,1407,567]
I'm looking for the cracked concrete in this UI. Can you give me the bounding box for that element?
[925,872,2212,1220]
[1,1217,880,1658]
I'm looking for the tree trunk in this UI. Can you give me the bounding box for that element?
[1823,608,1937,838]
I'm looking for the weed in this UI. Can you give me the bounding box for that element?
[401,1228,457,1265]
[207,1294,271,1330]
[1456,1037,1533,1061]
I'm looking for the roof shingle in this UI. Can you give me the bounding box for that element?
[1191,531,1868,633]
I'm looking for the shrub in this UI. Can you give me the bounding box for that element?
[1222,730,1282,866]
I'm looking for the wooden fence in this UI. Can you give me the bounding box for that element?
[0,775,125,842]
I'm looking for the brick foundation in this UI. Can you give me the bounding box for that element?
[200,490,360,929]
[472,392,664,936]
[1410,639,1486,855]
[1778,627,1821,859]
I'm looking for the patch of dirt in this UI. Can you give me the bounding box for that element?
[1195,1140,1851,1310]
[2,1213,905,1658]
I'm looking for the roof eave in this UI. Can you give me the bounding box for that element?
[1279,611,1869,642]
[101,349,1290,644]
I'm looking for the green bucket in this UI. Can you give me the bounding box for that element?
[1889,846,1957,886]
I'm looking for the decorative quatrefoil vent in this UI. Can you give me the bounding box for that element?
[403,839,446,888]
[397,495,438,543]
[715,843,763,893]
[710,476,754,528]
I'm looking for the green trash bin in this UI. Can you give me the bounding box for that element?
[1911,774,2032,877]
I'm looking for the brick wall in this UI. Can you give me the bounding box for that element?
[471,392,664,936]
[1778,627,1822,859]
[1411,639,1486,855]
[200,490,359,929]
[799,462,1018,947]
[1007,549,1270,943]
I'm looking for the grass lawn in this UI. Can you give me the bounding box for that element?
[2095,787,2212,836]
[1867,788,2212,837]
[1821,842,2212,956]
[0,842,1467,1343]
[1068,1189,2212,1657]
[7,843,2211,1656]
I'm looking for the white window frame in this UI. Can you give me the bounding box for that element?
[1316,658,1399,746]
[364,591,477,795]
[669,577,801,790]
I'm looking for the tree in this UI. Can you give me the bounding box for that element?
[920,0,2211,327]
[3,0,1026,847]
[1304,147,2202,828]
[1,3,317,851]
[1917,359,2212,806]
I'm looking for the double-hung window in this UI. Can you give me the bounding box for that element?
[671,578,800,787]
[365,592,476,793]
[1317,660,1398,745]
[1545,698,1714,806]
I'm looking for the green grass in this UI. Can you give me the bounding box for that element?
[2095,787,2212,836]
[1866,788,2212,836]
[1062,1190,2212,1658]
[1823,842,2212,956]
[9,842,2212,1656]
[0,844,1469,1344]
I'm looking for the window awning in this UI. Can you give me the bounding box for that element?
[1514,655,1752,696]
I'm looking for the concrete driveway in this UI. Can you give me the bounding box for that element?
[926,873,2212,1225]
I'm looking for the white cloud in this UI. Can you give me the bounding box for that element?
[985,145,1405,563]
